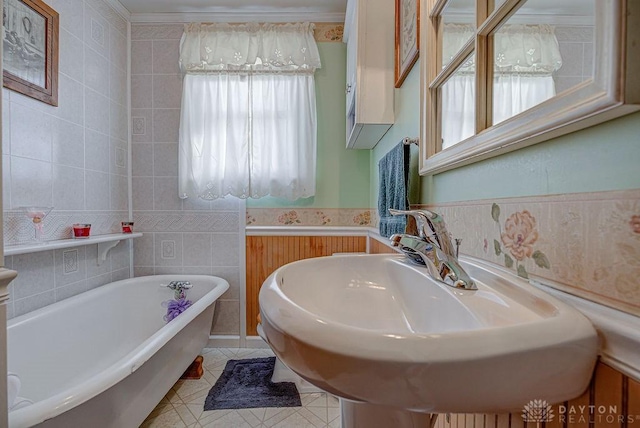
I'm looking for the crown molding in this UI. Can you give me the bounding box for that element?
[104,0,132,20]
[129,11,345,23]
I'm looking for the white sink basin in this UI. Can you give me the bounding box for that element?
[259,254,598,424]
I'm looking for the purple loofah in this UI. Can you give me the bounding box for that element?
[163,298,193,322]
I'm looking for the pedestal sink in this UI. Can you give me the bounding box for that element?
[258,254,598,428]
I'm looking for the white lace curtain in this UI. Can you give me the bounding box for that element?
[178,23,320,201]
[180,22,321,73]
[443,23,563,74]
[441,24,562,149]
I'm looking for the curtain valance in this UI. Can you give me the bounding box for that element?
[444,23,562,74]
[180,22,322,73]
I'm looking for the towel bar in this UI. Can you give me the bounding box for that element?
[403,137,419,145]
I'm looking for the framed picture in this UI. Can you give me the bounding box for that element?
[2,0,59,106]
[395,0,419,88]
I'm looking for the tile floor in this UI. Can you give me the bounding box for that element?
[141,348,341,428]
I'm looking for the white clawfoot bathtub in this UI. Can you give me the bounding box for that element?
[7,275,229,428]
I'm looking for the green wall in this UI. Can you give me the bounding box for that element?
[247,42,371,209]
[371,62,421,208]
[372,59,640,206]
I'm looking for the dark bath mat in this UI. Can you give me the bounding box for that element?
[204,357,302,410]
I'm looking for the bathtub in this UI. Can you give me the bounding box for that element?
[7,275,229,428]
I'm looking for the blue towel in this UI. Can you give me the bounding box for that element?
[378,142,410,238]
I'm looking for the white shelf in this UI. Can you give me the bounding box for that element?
[4,233,143,259]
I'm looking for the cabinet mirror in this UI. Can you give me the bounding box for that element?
[421,0,639,175]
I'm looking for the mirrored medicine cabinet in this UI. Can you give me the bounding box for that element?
[420,0,640,175]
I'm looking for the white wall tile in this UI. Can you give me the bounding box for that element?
[211,267,240,300]
[3,155,11,209]
[52,118,85,168]
[110,240,131,271]
[86,273,112,290]
[153,143,178,176]
[131,40,152,75]
[110,27,128,71]
[152,109,180,143]
[183,233,213,267]
[153,177,182,211]
[130,24,243,336]
[10,157,53,208]
[110,100,129,141]
[110,138,128,176]
[132,177,154,210]
[132,143,154,177]
[133,232,154,266]
[154,233,183,267]
[10,103,53,162]
[54,246,87,287]
[86,243,112,278]
[152,74,183,109]
[110,173,128,210]
[2,101,10,155]
[132,24,183,41]
[84,170,111,210]
[53,165,85,210]
[49,0,85,40]
[111,267,130,282]
[85,129,111,173]
[110,64,127,106]
[131,75,152,109]
[152,40,182,74]
[3,0,131,319]
[55,280,88,301]
[85,89,111,135]
[211,233,240,267]
[59,29,85,84]
[11,251,55,299]
[131,109,153,143]
[14,291,56,317]
[53,74,85,126]
[211,300,240,335]
[84,3,111,59]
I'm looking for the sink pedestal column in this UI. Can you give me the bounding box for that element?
[340,400,436,428]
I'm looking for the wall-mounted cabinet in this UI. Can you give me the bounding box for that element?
[343,0,395,149]
[420,0,640,174]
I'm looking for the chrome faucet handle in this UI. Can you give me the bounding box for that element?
[390,233,476,290]
[389,209,456,259]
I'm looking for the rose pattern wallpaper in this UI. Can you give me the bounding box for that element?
[491,204,550,279]
[246,208,374,228]
[420,189,640,317]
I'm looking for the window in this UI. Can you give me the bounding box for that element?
[421,0,639,175]
[178,23,321,201]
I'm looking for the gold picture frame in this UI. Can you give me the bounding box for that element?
[395,0,419,88]
[2,0,59,106]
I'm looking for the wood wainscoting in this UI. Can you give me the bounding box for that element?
[432,362,640,428]
[369,236,399,254]
[246,235,366,336]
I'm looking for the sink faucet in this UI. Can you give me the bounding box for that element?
[388,209,477,290]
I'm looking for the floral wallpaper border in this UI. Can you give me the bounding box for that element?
[313,23,344,42]
[414,189,640,317]
[246,208,373,227]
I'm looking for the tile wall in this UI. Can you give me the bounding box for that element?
[553,25,594,94]
[130,24,243,335]
[2,0,131,318]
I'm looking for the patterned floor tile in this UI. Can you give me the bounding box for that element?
[145,348,339,427]
[142,408,187,428]
[200,410,254,428]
